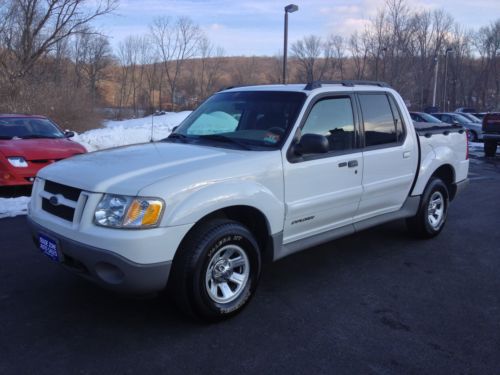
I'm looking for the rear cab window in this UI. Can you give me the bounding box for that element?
[358,93,406,148]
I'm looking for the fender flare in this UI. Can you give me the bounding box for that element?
[164,180,284,235]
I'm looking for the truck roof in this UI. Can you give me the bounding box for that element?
[222,81,393,95]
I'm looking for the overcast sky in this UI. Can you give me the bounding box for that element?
[95,0,500,56]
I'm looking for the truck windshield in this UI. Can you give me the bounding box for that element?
[0,118,65,139]
[168,91,306,150]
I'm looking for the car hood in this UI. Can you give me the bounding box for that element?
[0,138,86,160]
[37,142,256,195]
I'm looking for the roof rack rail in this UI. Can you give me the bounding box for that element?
[304,80,391,90]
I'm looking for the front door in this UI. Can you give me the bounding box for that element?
[283,95,363,244]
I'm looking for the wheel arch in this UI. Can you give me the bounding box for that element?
[429,164,457,200]
[174,205,275,264]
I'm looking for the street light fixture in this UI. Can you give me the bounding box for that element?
[443,47,453,111]
[282,4,298,84]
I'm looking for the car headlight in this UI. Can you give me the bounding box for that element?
[7,156,28,168]
[94,194,164,229]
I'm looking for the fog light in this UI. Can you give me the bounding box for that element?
[95,262,124,284]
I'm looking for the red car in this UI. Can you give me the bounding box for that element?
[0,114,87,187]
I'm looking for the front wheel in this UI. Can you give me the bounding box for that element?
[406,178,449,239]
[169,219,261,322]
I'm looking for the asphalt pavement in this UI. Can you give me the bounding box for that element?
[0,150,499,374]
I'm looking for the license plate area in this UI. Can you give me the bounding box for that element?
[38,233,62,262]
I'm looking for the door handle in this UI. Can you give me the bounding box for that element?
[348,160,358,168]
[403,151,411,159]
[338,162,347,168]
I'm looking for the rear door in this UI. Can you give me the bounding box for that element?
[283,94,363,244]
[355,92,418,221]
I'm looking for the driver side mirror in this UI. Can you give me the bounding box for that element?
[64,131,75,138]
[294,133,329,155]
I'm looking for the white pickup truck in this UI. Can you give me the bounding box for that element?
[28,81,469,321]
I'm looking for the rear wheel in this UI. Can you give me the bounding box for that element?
[484,140,497,157]
[406,178,449,239]
[169,219,261,322]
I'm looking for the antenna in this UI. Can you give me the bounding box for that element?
[150,110,154,142]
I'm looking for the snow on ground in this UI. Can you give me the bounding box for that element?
[73,111,191,152]
[0,197,30,219]
[1,111,191,219]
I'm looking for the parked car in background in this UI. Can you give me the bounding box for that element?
[409,112,443,124]
[483,112,500,157]
[459,113,482,124]
[432,112,483,142]
[455,107,476,113]
[0,114,86,187]
[473,113,488,120]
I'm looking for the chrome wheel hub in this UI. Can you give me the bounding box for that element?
[427,191,445,229]
[212,259,232,282]
[205,244,250,304]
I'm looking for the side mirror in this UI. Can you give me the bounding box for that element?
[294,133,329,155]
[64,131,75,138]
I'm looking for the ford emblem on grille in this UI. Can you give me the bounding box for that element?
[49,195,60,206]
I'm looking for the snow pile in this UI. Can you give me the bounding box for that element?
[73,111,191,152]
[0,197,30,219]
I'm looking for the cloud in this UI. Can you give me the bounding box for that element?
[93,0,500,56]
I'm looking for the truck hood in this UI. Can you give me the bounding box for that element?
[37,142,247,195]
[0,138,86,160]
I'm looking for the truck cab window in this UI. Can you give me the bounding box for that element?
[301,97,355,152]
[359,94,397,147]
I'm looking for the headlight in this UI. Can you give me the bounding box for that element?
[94,194,164,229]
[7,156,28,168]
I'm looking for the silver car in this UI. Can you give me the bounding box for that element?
[432,113,483,142]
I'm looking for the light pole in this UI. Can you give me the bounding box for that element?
[282,4,298,84]
[443,47,453,111]
[432,55,439,107]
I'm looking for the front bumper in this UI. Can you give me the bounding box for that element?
[28,217,171,294]
[483,134,500,142]
[0,162,39,186]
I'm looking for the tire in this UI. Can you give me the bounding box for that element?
[484,140,497,157]
[406,178,449,239]
[169,219,261,322]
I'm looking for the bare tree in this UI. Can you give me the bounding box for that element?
[327,35,345,79]
[232,56,259,85]
[349,31,369,80]
[73,31,112,105]
[150,16,202,109]
[0,0,117,80]
[291,35,330,82]
[197,36,225,100]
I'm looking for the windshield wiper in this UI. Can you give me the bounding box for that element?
[198,134,252,150]
[0,136,13,139]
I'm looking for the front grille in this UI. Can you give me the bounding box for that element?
[41,180,82,222]
[44,180,82,201]
[42,198,75,221]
